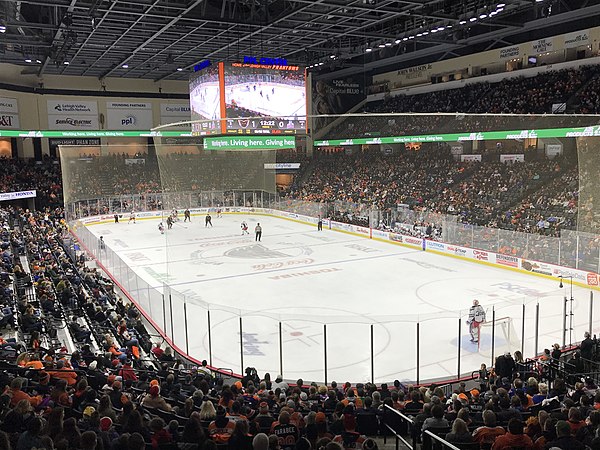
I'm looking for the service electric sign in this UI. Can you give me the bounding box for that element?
[47,100,99,130]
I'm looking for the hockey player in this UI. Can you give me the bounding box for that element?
[128,212,136,224]
[216,207,222,218]
[114,214,119,223]
[241,221,249,235]
[166,216,173,230]
[467,299,486,343]
[205,214,212,227]
[158,222,165,234]
[184,209,191,222]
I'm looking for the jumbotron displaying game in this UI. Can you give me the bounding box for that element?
[189,64,221,135]
[189,61,307,135]
[224,62,306,134]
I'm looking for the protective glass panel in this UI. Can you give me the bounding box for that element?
[61,114,600,385]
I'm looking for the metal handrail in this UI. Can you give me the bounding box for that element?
[382,404,417,450]
[423,430,462,450]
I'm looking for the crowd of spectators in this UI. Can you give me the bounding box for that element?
[324,65,600,140]
[286,147,580,240]
[1,204,600,450]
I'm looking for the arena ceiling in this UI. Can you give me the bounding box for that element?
[0,0,599,82]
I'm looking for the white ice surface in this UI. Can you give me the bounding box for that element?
[87,213,596,384]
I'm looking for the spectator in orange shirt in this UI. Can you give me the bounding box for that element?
[491,418,534,450]
[473,409,506,445]
[4,377,41,407]
[50,360,78,386]
[208,406,236,444]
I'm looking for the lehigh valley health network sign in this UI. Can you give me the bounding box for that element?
[204,136,296,150]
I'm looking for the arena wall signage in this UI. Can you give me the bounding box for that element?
[0,130,193,138]
[563,30,589,49]
[204,136,296,150]
[47,100,99,130]
[0,189,36,201]
[313,125,600,147]
[263,163,301,169]
[76,206,600,290]
[106,102,153,130]
[0,96,20,129]
[159,103,191,129]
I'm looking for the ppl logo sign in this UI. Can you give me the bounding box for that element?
[473,250,489,261]
[122,116,136,126]
[587,273,598,286]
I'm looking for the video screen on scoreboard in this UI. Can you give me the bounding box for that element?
[189,65,221,135]
[224,62,306,134]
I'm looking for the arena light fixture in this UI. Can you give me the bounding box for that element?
[63,61,70,65]
[431,29,438,33]
[416,33,423,37]
[122,64,129,68]
[36,59,42,64]
[385,42,392,46]
[25,58,32,63]
[365,47,372,52]
[330,54,335,59]
[408,35,415,39]
[479,14,487,18]
[176,67,183,71]
[459,20,467,24]
[394,39,401,44]
[422,31,429,35]
[402,37,409,41]
[469,17,477,22]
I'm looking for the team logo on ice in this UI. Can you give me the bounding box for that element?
[225,244,291,259]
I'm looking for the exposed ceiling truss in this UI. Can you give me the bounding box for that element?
[0,0,597,82]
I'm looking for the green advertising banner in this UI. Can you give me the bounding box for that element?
[204,136,296,150]
[314,125,600,146]
[0,130,193,138]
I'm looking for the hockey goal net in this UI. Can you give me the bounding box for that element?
[477,316,521,357]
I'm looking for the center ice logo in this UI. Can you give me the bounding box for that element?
[225,244,292,259]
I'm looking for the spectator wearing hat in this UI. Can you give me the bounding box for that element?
[491,418,533,450]
[142,385,172,411]
[315,411,333,441]
[209,406,236,444]
[119,358,137,382]
[254,401,276,434]
[332,412,366,450]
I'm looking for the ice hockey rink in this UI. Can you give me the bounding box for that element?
[85,213,595,384]
[226,83,305,117]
